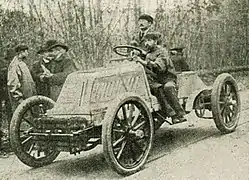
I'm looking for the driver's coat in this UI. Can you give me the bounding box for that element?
[144,45,176,87]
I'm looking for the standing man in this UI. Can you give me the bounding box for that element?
[131,14,155,50]
[0,47,16,157]
[7,44,36,112]
[135,32,186,124]
[0,57,8,157]
[31,40,76,101]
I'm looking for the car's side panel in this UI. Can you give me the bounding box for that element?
[48,62,152,117]
[89,63,152,121]
[177,71,207,98]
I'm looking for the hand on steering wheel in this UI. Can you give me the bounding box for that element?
[134,56,148,66]
[113,45,145,58]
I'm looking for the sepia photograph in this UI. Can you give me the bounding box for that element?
[0,0,249,179]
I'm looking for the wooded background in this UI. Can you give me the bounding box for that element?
[0,0,248,71]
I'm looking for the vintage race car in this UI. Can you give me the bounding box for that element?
[10,45,241,176]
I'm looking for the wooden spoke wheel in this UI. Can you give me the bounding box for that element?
[102,95,154,175]
[194,93,206,118]
[194,90,211,118]
[211,74,241,133]
[10,96,60,168]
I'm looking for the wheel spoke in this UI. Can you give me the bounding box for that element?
[200,108,205,116]
[227,106,235,116]
[133,120,146,131]
[38,104,45,114]
[222,84,226,95]
[113,129,125,133]
[226,84,231,95]
[227,113,232,123]
[121,105,130,126]
[117,140,127,160]
[27,143,35,154]
[131,110,141,127]
[222,107,230,123]
[220,105,226,116]
[21,136,33,145]
[113,136,125,147]
[128,104,135,121]
[22,116,35,127]
[115,116,127,129]
[219,101,225,105]
[223,84,229,96]
[230,92,237,101]
[224,115,228,123]
[20,127,33,135]
[221,106,228,123]
[122,105,127,121]
[32,104,47,117]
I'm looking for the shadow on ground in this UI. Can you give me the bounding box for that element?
[21,122,223,179]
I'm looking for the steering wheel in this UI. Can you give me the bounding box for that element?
[113,45,144,57]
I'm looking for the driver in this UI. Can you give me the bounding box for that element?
[135,32,186,124]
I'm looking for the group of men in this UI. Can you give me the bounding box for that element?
[0,40,76,156]
[7,40,76,115]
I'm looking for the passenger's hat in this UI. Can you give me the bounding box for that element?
[14,44,28,53]
[36,45,45,55]
[37,39,69,54]
[138,14,154,24]
[170,47,185,52]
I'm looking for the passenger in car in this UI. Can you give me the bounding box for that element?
[134,32,186,124]
[169,47,190,72]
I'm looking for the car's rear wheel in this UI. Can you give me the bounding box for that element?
[10,96,60,167]
[102,95,154,175]
[211,73,241,133]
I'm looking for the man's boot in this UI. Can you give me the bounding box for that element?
[163,82,187,124]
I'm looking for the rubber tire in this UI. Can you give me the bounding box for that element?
[102,95,154,176]
[211,73,241,133]
[10,95,60,168]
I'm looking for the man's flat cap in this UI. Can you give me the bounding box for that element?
[144,32,162,41]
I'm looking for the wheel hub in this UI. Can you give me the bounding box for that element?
[128,129,145,139]
[224,95,236,106]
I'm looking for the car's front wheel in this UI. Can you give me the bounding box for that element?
[10,96,60,168]
[102,94,154,175]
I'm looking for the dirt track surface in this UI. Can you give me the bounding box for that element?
[1,91,249,180]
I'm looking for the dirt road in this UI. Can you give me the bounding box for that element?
[1,91,249,180]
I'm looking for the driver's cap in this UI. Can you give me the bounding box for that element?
[144,32,162,42]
